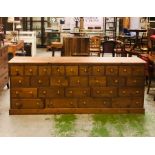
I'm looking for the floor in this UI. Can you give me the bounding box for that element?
[0,49,155,137]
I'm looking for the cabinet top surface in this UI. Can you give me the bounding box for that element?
[9,57,146,64]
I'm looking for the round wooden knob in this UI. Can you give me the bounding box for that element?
[36,102,40,105]
[83,101,86,105]
[29,69,32,72]
[136,101,140,104]
[109,90,113,94]
[70,102,73,105]
[103,101,106,105]
[43,68,47,72]
[136,91,139,94]
[69,90,73,94]
[97,90,100,94]
[70,69,73,72]
[97,69,100,72]
[15,69,19,72]
[84,69,87,72]
[114,80,118,83]
[110,69,114,72]
[123,69,127,72]
[43,91,46,94]
[38,80,42,84]
[133,80,137,83]
[122,90,126,94]
[57,69,60,72]
[57,90,60,94]
[29,91,33,94]
[57,80,61,83]
[77,80,80,84]
[15,91,19,95]
[83,90,87,94]
[15,102,21,108]
[96,80,99,83]
[18,80,22,83]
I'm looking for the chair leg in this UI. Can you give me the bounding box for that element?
[147,78,152,94]
[7,83,9,89]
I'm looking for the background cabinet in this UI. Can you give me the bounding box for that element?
[104,17,117,39]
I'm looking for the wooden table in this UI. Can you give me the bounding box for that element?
[7,40,24,56]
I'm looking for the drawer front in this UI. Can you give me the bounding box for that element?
[78,98,111,108]
[79,66,90,76]
[131,97,144,108]
[31,77,50,87]
[25,66,38,76]
[107,77,125,87]
[38,66,51,75]
[112,97,131,108]
[10,66,24,76]
[119,66,132,76]
[69,76,88,87]
[11,99,44,109]
[105,66,118,76]
[46,98,77,108]
[51,66,65,76]
[119,88,144,97]
[92,66,105,75]
[126,77,145,86]
[66,88,90,97]
[10,77,30,87]
[50,77,68,87]
[89,76,106,86]
[11,88,37,98]
[66,66,78,76]
[92,87,117,97]
[38,87,64,98]
[132,66,145,76]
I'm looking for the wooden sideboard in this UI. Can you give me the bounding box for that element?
[0,45,9,89]
[63,37,90,56]
[9,57,146,114]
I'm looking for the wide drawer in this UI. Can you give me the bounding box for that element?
[119,87,144,97]
[38,65,51,75]
[38,87,64,97]
[31,76,50,87]
[10,76,30,87]
[11,99,44,109]
[69,76,88,87]
[65,87,90,97]
[25,65,38,76]
[11,88,37,98]
[46,98,77,108]
[89,76,106,86]
[78,98,111,108]
[50,77,68,86]
[126,77,145,86]
[92,87,117,97]
[10,65,24,76]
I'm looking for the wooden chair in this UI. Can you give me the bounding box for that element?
[101,40,116,57]
[89,36,101,57]
[51,42,63,56]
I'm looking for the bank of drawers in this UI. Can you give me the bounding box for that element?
[9,64,145,112]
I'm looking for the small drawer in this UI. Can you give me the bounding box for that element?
[92,87,117,97]
[10,77,30,87]
[50,77,68,87]
[11,88,37,98]
[92,66,105,75]
[69,76,88,87]
[132,66,145,76]
[126,77,145,86]
[89,76,106,86]
[46,98,77,108]
[79,66,90,76]
[11,99,44,109]
[31,76,50,87]
[131,97,144,108]
[38,87,64,98]
[38,66,51,75]
[66,66,78,76]
[25,66,37,76]
[119,66,132,76]
[78,98,111,108]
[119,88,144,97]
[65,87,90,97]
[112,97,131,108]
[107,77,125,87]
[51,66,65,76]
[105,66,118,76]
[10,66,24,76]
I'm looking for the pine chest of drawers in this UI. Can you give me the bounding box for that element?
[9,57,146,114]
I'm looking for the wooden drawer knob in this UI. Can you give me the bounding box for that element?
[133,80,137,83]
[122,90,126,94]
[83,90,87,94]
[97,69,100,72]
[43,90,47,94]
[69,90,73,94]
[15,91,19,95]
[96,80,99,83]
[18,80,22,83]
[103,101,107,105]
[36,102,40,105]
[15,69,19,72]
[83,101,86,105]
[110,69,114,72]
[123,69,127,72]
[84,69,87,72]
[114,79,118,83]
[57,80,61,83]
[96,90,100,94]
[57,90,60,94]
[29,69,33,72]
[136,90,139,94]
[38,80,42,84]
[15,102,22,108]
[109,90,113,94]
[70,102,73,105]
[77,80,80,84]
[57,68,60,72]
[29,91,33,94]
[70,68,73,72]
[136,101,140,104]
[43,68,47,72]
